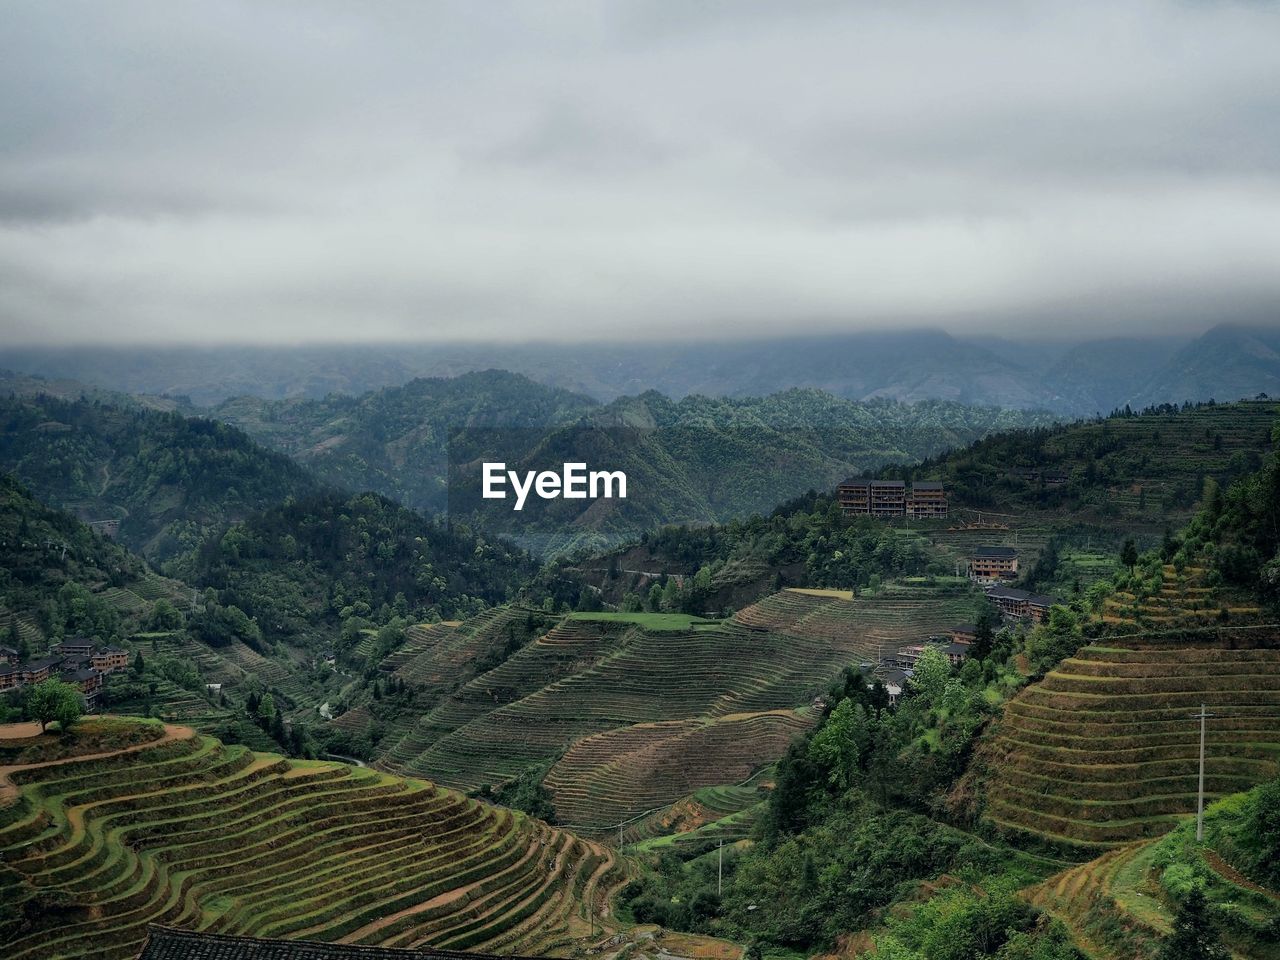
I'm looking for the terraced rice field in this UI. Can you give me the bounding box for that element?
[383,607,544,693]
[545,710,811,834]
[1101,563,1260,628]
[379,585,982,829]
[0,719,626,960]
[628,781,770,850]
[1026,842,1169,960]
[981,630,1280,856]
[1028,817,1280,960]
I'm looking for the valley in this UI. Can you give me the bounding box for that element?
[2,377,1279,960]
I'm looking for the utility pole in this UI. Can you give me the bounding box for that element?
[718,838,723,897]
[1190,704,1217,842]
[618,821,623,851]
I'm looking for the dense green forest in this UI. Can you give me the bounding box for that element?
[0,474,145,651]
[0,395,321,561]
[210,370,597,510]
[188,490,534,647]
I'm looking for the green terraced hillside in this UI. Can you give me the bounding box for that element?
[1028,786,1280,960]
[0,718,627,960]
[377,583,984,830]
[545,709,811,834]
[933,398,1280,528]
[977,629,1280,856]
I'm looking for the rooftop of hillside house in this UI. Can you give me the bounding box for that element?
[973,546,1017,559]
[985,585,1055,606]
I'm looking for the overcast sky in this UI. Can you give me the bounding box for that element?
[2,1,1279,345]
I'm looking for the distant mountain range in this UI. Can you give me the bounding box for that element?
[3,324,1278,414]
[0,370,1053,558]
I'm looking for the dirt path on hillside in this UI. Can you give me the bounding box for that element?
[1203,849,1280,902]
[0,721,195,805]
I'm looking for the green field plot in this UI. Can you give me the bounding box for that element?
[545,710,810,835]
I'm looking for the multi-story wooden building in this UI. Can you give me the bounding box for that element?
[20,656,64,686]
[969,545,1018,582]
[907,481,948,518]
[839,479,948,519]
[91,646,130,674]
[53,637,97,660]
[0,662,21,692]
[986,585,1054,623]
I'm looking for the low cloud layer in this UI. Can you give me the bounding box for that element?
[2,1,1279,344]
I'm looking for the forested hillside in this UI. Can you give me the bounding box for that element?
[0,395,321,561]
[0,474,146,650]
[897,399,1278,525]
[189,491,534,647]
[215,373,1054,554]
[210,370,597,512]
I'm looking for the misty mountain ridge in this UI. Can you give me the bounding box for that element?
[2,324,1277,415]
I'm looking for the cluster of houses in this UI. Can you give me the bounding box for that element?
[965,544,1054,623]
[871,570,1059,702]
[0,636,129,709]
[837,479,949,519]
[867,624,979,703]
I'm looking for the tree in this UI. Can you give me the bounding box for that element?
[1158,889,1228,960]
[807,699,874,790]
[1120,538,1139,572]
[25,679,83,734]
[146,598,182,631]
[257,693,276,724]
[1240,776,1280,886]
[969,607,999,662]
[133,650,145,675]
[908,647,952,708]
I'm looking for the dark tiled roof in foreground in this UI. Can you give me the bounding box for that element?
[138,927,542,960]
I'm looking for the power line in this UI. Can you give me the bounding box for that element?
[1189,703,1218,842]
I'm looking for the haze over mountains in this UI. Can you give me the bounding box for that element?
[4,323,1279,415]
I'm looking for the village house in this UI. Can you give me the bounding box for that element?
[838,479,949,519]
[0,637,124,710]
[969,545,1019,583]
[907,480,949,518]
[91,646,130,674]
[20,655,64,686]
[949,624,978,645]
[54,636,98,660]
[0,645,19,665]
[0,662,21,692]
[879,667,911,705]
[986,585,1055,623]
[61,665,104,704]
